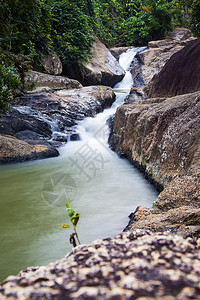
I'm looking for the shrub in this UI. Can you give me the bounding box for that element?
[0,63,21,115]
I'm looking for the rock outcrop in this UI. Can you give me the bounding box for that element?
[64,38,125,87]
[33,52,63,75]
[0,86,115,154]
[109,92,200,236]
[148,38,200,98]
[23,70,82,93]
[140,28,196,85]
[0,134,59,164]
[0,230,199,299]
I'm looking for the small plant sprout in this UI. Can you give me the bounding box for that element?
[59,198,81,247]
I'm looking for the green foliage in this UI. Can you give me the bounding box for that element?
[51,0,94,65]
[0,0,43,56]
[59,199,81,247]
[0,63,21,115]
[122,0,174,46]
[0,0,198,73]
[92,0,125,46]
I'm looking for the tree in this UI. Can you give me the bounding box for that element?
[51,0,94,65]
[122,0,174,46]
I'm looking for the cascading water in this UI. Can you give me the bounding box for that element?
[0,47,158,282]
[65,47,146,148]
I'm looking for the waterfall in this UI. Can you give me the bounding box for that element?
[62,47,147,148]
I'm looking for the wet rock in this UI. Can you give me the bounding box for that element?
[0,230,199,299]
[0,134,59,164]
[0,107,52,139]
[14,130,44,141]
[148,38,200,97]
[110,46,133,60]
[70,133,80,141]
[51,132,68,142]
[141,28,196,85]
[109,92,200,236]
[64,38,125,87]
[23,70,82,93]
[0,86,115,155]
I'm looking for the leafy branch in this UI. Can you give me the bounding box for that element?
[59,198,81,247]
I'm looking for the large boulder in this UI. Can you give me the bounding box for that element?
[0,230,199,299]
[140,28,196,85]
[109,92,200,236]
[0,134,59,164]
[64,38,125,87]
[148,38,200,97]
[23,70,82,93]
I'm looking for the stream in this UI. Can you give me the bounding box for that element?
[0,47,158,282]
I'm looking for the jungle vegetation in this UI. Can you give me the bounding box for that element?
[0,0,199,113]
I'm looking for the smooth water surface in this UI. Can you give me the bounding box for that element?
[0,47,158,282]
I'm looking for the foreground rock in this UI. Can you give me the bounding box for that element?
[148,38,200,97]
[23,70,82,93]
[64,38,125,87]
[0,134,59,164]
[109,92,200,236]
[0,230,199,299]
[0,86,115,154]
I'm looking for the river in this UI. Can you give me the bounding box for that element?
[0,47,158,282]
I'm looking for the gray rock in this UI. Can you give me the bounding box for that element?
[0,108,52,138]
[0,134,59,164]
[64,38,125,87]
[148,39,200,98]
[23,70,82,93]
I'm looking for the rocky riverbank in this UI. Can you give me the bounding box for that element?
[0,86,115,164]
[109,92,200,237]
[0,36,122,164]
[109,30,200,238]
